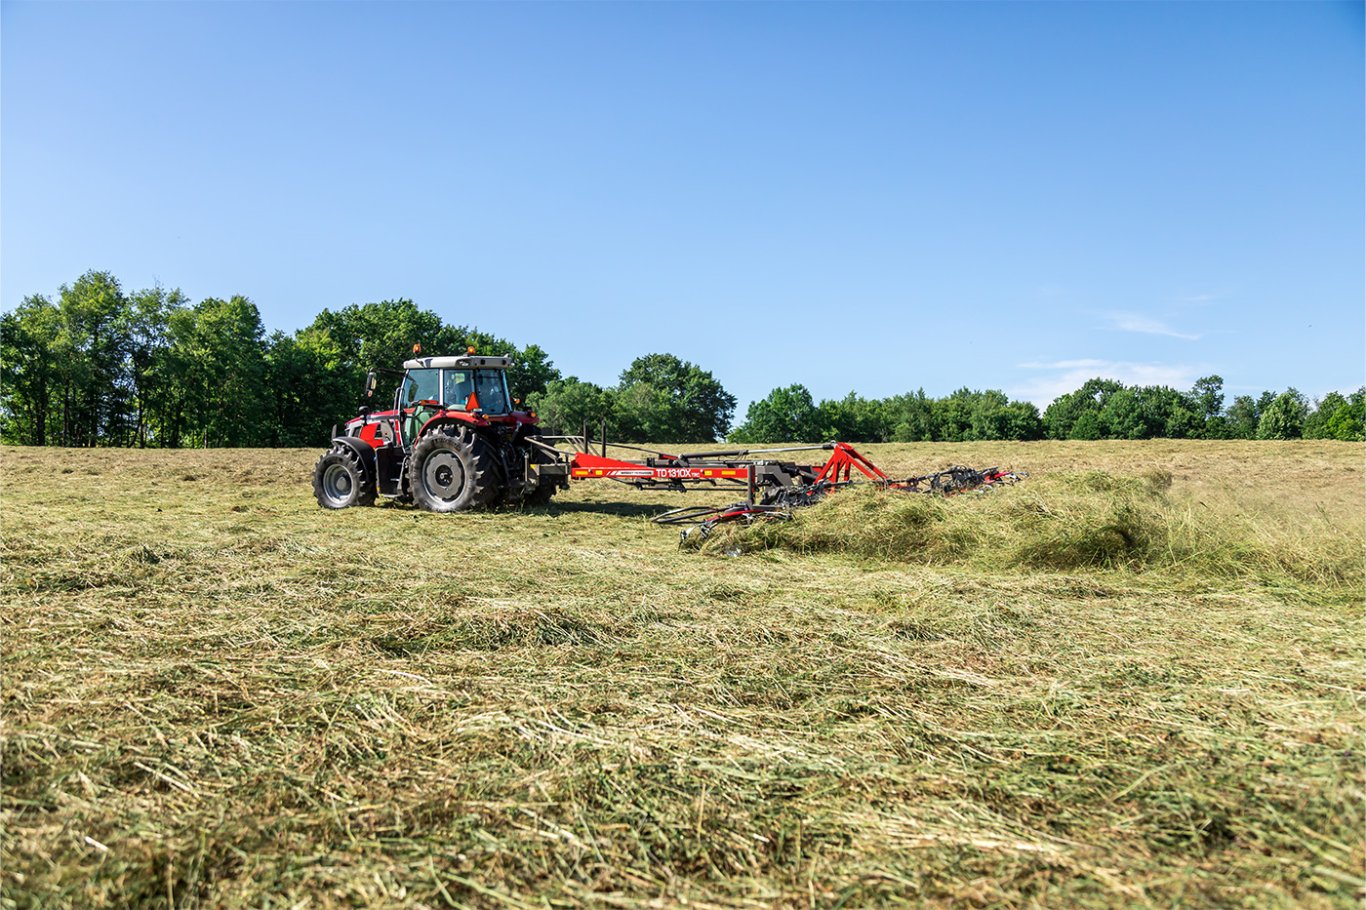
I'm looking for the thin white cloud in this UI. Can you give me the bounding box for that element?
[1018,358,1110,370]
[1107,311,1200,341]
[1010,359,1206,408]
[1174,286,1229,307]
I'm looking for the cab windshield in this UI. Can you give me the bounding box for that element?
[439,368,511,414]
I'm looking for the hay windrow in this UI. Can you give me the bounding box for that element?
[696,470,1363,588]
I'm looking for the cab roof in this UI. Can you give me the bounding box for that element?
[402,355,511,370]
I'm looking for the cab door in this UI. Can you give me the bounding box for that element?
[399,369,442,445]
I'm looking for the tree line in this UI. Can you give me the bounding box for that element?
[2,270,1361,446]
[615,377,1359,444]
[0,270,731,447]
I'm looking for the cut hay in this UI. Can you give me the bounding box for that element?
[694,470,1363,588]
[2,442,1362,908]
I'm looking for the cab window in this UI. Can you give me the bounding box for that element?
[401,369,440,405]
[473,370,510,414]
[443,370,474,407]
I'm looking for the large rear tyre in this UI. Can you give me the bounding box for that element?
[313,446,376,509]
[408,430,498,513]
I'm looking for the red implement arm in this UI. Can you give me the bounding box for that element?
[812,442,889,486]
[549,436,1024,513]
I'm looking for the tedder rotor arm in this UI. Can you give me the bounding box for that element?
[541,438,898,505]
[536,430,1024,515]
[813,442,891,486]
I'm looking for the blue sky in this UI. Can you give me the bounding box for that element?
[3,1,1362,412]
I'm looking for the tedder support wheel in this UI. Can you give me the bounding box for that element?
[514,434,559,507]
[524,475,558,506]
[313,445,376,509]
[408,429,498,513]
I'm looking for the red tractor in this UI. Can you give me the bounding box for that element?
[314,351,1026,523]
[312,351,567,512]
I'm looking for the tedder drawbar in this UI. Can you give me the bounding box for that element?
[312,350,1024,534]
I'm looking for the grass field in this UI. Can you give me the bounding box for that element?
[2,441,1362,909]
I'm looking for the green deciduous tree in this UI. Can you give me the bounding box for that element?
[1002,400,1045,440]
[729,384,822,443]
[1070,411,1103,440]
[1224,395,1260,439]
[884,390,935,442]
[931,389,975,442]
[125,286,187,447]
[964,390,1043,441]
[818,392,889,442]
[1304,388,1364,441]
[1325,389,1365,441]
[306,300,450,412]
[1099,386,1200,440]
[1190,375,1224,428]
[262,328,355,446]
[1043,378,1123,440]
[527,377,611,436]
[927,388,1042,441]
[612,353,736,443]
[1256,389,1309,440]
[0,295,62,445]
[1303,392,1346,440]
[168,296,270,447]
[53,271,131,446]
[504,343,559,404]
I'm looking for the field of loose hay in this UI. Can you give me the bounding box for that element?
[2,441,1362,909]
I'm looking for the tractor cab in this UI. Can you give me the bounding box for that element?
[320,350,567,512]
[397,354,513,444]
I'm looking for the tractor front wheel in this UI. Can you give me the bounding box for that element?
[313,446,376,509]
[408,431,498,513]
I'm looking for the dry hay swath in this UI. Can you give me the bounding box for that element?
[693,469,1363,589]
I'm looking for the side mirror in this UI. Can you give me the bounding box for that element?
[364,371,377,399]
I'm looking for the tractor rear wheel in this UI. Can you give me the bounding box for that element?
[313,446,376,509]
[408,430,498,513]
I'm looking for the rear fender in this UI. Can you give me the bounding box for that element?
[418,412,485,437]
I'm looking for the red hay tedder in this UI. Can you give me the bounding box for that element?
[313,351,1023,531]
